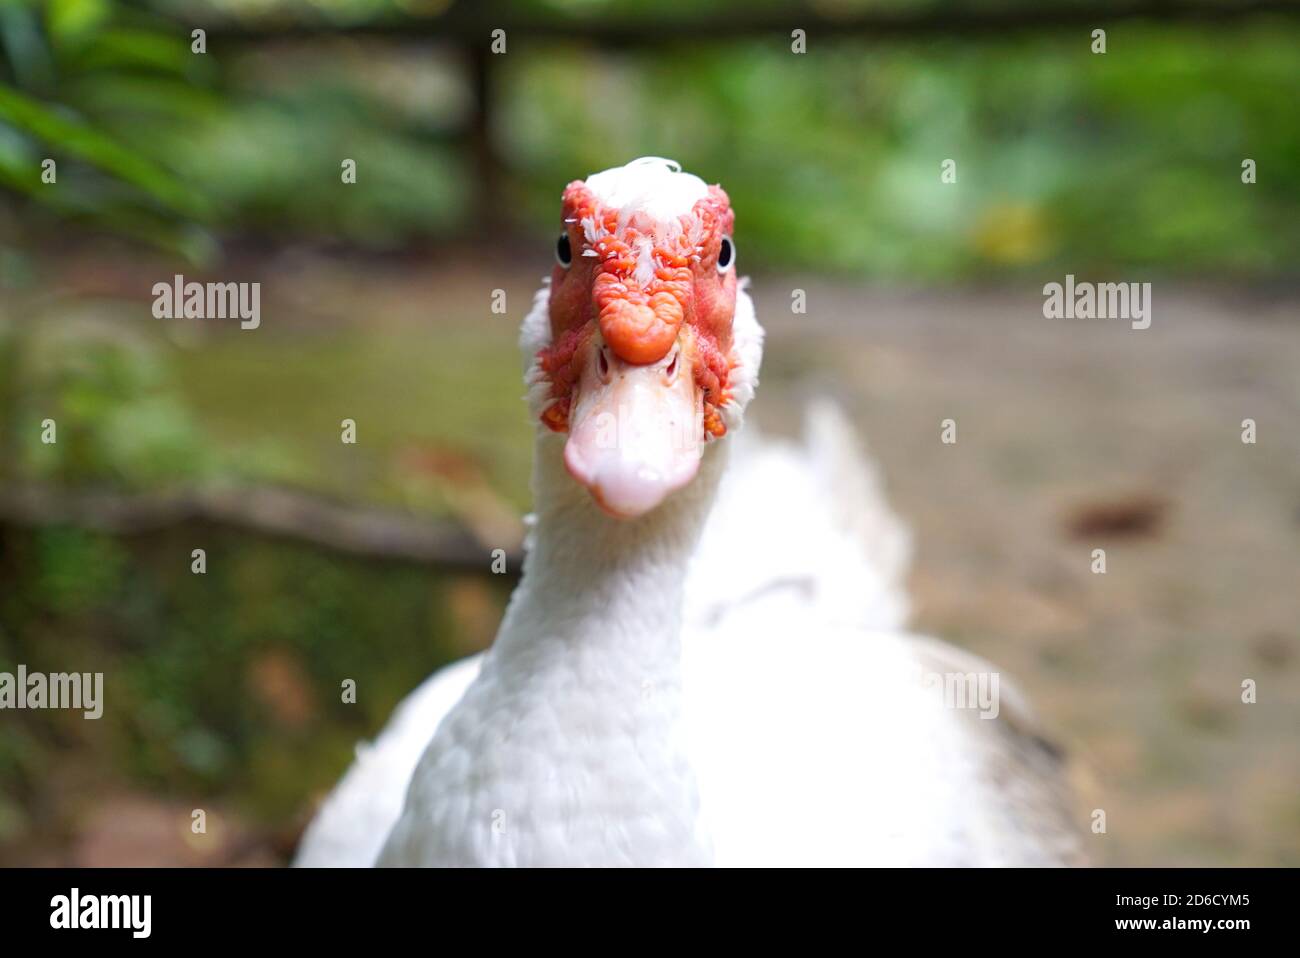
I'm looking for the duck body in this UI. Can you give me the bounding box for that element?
[295,159,1083,868]
[366,413,1079,867]
[298,316,1080,867]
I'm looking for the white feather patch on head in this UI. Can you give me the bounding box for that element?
[584,157,710,225]
[520,278,552,361]
[718,280,763,434]
[521,279,554,421]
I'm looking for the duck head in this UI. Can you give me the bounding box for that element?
[527,157,757,519]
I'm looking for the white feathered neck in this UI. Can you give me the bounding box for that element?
[377,160,764,866]
[377,425,729,866]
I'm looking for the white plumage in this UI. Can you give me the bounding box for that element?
[294,159,1083,868]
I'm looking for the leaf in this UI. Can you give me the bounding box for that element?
[0,81,206,218]
[68,27,195,75]
[45,0,110,45]
[0,1,54,88]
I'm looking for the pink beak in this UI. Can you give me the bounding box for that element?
[563,343,703,519]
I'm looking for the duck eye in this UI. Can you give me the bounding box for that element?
[556,232,572,268]
[717,235,734,272]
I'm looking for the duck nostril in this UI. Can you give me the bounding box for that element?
[597,346,610,379]
[665,352,678,381]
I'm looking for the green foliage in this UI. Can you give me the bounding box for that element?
[0,0,216,256]
[151,92,465,243]
[0,521,504,819]
[0,83,201,215]
[27,525,128,616]
[1,0,461,254]
[501,26,1299,279]
[2,3,1296,276]
[8,318,214,488]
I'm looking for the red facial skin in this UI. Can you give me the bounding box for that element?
[538,181,737,438]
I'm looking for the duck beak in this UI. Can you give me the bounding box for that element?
[563,341,703,519]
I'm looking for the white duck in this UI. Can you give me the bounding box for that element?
[295,158,1083,867]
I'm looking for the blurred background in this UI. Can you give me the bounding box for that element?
[1,0,1297,866]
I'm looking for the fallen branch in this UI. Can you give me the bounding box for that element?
[0,483,522,573]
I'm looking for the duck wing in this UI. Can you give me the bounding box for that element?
[683,619,1087,866]
[685,399,912,633]
[684,401,1084,865]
